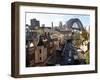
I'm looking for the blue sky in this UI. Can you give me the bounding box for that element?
[26,12,90,27]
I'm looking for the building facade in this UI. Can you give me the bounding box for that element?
[35,46,47,63]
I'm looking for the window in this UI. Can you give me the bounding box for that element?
[40,57,41,60]
[39,49,41,54]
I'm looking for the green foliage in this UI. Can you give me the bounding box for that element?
[72,31,90,64]
[36,29,44,35]
[81,31,89,41]
[85,51,90,64]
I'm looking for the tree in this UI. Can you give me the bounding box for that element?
[72,30,90,64]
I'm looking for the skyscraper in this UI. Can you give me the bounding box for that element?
[31,18,40,28]
[59,21,63,29]
[51,22,54,33]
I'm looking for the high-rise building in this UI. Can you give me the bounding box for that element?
[31,18,40,28]
[41,24,45,27]
[51,22,54,33]
[59,21,63,29]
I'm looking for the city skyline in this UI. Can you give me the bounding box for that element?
[26,12,90,27]
[26,12,90,67]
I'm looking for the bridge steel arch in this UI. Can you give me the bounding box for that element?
[67,18,85,31]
